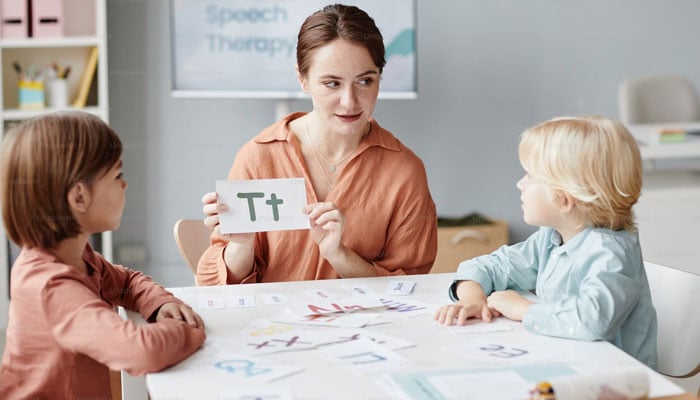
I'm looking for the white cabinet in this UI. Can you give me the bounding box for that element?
[0,0,109,329]
[636,170,700,276]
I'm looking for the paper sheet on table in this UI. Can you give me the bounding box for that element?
[217,178,309,233]
[381,365,575,400]
[444,317,514,334]
[219,386,295,400]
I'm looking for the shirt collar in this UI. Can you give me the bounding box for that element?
[255,112,402,152]
[550,227,591,254]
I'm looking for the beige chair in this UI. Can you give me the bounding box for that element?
[618,75,700,124]
[173,219,213,280]
[644,261,700,395]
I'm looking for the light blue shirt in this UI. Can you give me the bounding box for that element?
[449,227,658,368]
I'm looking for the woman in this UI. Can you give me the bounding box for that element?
[197,4,437,285]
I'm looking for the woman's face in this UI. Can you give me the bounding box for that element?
[299,38,380,136]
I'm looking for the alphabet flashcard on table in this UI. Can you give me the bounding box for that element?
[217,178,309,234]
[146,342,304,394]
[380,297,437,318]
[385,280,417,295]
[271,309,382,328]
[261,293,289,305]
[224,330,340,356]
[317,337,408,375]
[288,296,385,317]
[197,296,227,310]
[323,327,416,351]
[441,337,562,366]
[230,295,256,308]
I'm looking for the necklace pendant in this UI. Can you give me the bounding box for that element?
[329,164,336,173]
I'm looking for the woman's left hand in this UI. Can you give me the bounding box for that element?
[304,202,345,259]
[486,290,533,321]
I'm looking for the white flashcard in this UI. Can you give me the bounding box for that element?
[303,289,337,300]
[288,297,385,317]
[445,318,514,335]
[317,337,408,375]
[345,285,374,296]
[325,327,415,351]
[261,293,289,305]
[216,178,309,234]
[385,280,416,295]
[198,297,227,310]
[271,309,381,328]
[380,297,437,318]
[147,342,304,389]
[219,386,295,400]
[442,337,562,366]
[230,295,256,308]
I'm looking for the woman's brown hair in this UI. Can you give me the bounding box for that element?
[296,4,386,77]
[0,111,122,249]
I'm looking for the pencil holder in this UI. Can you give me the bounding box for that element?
[18,81,45,110]
[46,78,68,108]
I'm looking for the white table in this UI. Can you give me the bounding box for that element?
[144,273,686,400]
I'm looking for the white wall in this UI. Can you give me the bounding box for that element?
[107,0,700,286]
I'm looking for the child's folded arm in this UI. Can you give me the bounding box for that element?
[42,275,206,375]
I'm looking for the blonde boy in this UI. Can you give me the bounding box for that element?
[434,116,657,368]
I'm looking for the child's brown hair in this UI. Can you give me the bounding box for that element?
[0,111,122,249]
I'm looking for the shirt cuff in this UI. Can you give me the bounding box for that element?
[522,303,553,334]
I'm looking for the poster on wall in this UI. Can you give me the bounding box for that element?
[170,0,417,99]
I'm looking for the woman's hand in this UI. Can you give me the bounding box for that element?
[486,290,533,321]
[201,192,255,277]
[156,302,205,329]
[304,202,345,260]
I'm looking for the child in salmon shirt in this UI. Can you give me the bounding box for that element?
[0,111,206,399]
[434,116,657,368]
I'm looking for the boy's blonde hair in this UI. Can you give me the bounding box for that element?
[0,111,122,249]
[518,115,642,232]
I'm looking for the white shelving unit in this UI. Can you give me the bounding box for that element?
[0,0,109,329]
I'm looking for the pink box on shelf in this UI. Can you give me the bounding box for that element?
[1,0,29,38]
[31,0,62,37]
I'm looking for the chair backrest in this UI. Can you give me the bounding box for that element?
[173,219,213,277]
[644,261,700,380]
[618,75,700,124]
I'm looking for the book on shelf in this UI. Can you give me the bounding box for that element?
[72,46,98,108]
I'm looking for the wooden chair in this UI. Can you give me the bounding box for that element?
[173,219,213,281]
[644,261,700,395]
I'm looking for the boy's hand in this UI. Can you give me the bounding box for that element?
[434,301,497,325]
[434,280,499,325]
[156,302,205,329]
[486,290,533,321]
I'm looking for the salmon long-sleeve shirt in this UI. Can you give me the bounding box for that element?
[0,245,206,399]
[197,112,438,285]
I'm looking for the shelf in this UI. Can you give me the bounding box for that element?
[0,36,102,49]
[627,122,700,162]
[1,106,105,121]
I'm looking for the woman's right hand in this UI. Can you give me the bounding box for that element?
[202,192,256,277]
